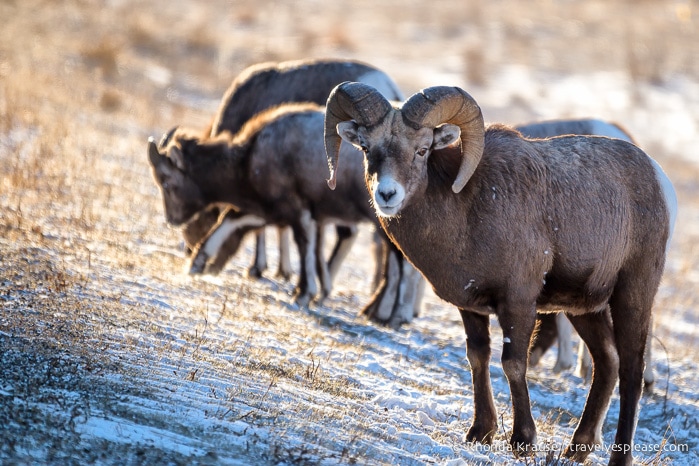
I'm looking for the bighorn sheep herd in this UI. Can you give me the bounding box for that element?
[148,58,676,465]
[172,58,403,279]
[150,102,404,309]
[150,58,423,322]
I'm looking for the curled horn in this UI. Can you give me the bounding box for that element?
[402,86,484,193]
[159,126,179,150]
[324,81,393,190]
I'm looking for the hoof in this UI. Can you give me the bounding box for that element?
[564,438,599,463]
[529,348,543,366]
[564,446,596,463]
[509,427,536,457]
[275,268,292,281]
[204,262,223,275]
[247,266,264,279]
[553,359,573,373]
[293,291,313,310]
[465,422,496,445]
[188,253,208,275]
[643,379,655,395]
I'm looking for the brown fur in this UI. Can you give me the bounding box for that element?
[180,59,403,277]
[514,119,659,387]
[150,104,403,309]
[210,59,402,137]
[333,98,669,464]
[389,127,667,464]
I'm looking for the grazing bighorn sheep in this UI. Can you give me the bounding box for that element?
[181,58,405,279]
[149,102,419,322]
[517,118,677,391]
[158,58,422,323]
[324,83,671,464]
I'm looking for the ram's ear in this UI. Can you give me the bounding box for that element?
[337,121,362,148]
[433,124,461,150]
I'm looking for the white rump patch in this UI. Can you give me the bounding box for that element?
[647,156,678,251]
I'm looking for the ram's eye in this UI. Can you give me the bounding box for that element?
[416,147,428,157]
[162,182,170,190]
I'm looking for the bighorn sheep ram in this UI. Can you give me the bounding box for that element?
[517,119,677,391]
[149,102,422,322]
[324,83,671,465]
[179,58,404,280]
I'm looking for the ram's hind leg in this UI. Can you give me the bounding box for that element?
[362,244,401,322]
[643,316,655,392]
[370,228,386,293]
[315,223,332,301]
[553,313,575,373]
[564,309,618,463]
[607,278,654,466]
[529,313,557,366]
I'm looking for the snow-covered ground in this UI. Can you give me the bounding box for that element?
[3,184,697,466]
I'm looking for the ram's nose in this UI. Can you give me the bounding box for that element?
[373,177,405,217]
[378,186,397,203]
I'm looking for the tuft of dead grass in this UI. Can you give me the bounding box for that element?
[99,88,122,112]
[81,39,120,79]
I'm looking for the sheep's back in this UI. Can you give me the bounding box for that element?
[212,60,396,136]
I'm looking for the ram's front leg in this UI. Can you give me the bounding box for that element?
[290,210,318,309]
[460,310,497,444]
[205,225,249,274]
[497,302,538,455]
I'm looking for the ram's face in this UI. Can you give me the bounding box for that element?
[147,139,206,227]
[337,116,460,217]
